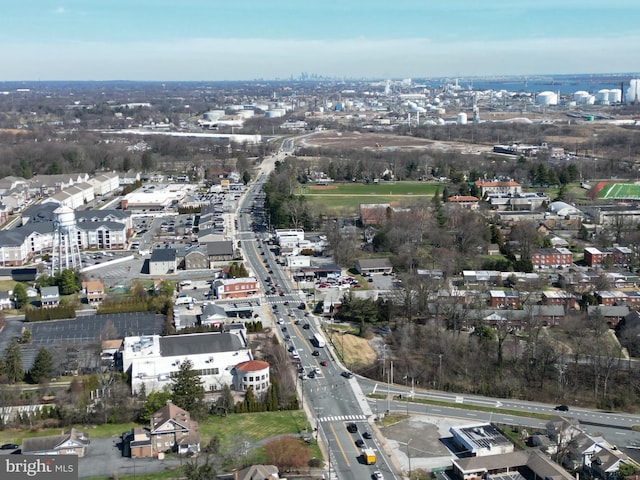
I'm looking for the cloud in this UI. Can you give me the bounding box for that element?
[54,6,65,14]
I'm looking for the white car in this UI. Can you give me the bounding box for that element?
[373,471,383,480]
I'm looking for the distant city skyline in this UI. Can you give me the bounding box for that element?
[2,1,639,81]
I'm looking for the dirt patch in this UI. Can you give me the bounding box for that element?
[307,185,338,190]
[340,333,377,370]
[301,131,434,150]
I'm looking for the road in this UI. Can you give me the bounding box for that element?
[238,147,398,480]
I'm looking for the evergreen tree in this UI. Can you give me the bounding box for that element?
[3,339,23,383]
[58,269,79,295]
[170,359,205,418]
[13,283,28,309]
[28,347,53,384]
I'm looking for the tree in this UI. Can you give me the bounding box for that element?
[59,269,79,295]
[264,437,311,471]
[13,283,28,309]
[28,347,52,384]
[183,455,216,480]
[139,388,172,422]
[2,339,23,383]
[170,359,206,418]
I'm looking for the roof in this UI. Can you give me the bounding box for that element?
[235,360,269,372]
[236,465,279,480]
[205,240,234,256]
[356,258,393,269]
[82,280,104,291]
[22,428,89,453]
[150,248,177,262]
[159,332,245,357]
[40,286,60,297]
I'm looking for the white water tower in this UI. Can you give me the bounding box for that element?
[52,205,82,273]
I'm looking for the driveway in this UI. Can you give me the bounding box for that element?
[79,436,182,479]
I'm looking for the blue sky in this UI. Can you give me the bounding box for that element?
[1,1,639,81]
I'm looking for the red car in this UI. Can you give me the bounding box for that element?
[320,361,328,366]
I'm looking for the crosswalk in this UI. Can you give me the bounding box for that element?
[317,414,367,423]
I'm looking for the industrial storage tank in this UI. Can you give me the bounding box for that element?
[574,91,590,104]
[265,109,286,118]
[203,110,225,121]
[596,89,610,104]
[236,110,254,119]
[457,112,468,125]
[609,89,622,103]
[536,91,558,105]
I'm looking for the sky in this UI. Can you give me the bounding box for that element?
[1,0,639,81]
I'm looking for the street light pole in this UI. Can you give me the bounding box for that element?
[407,438,413,480]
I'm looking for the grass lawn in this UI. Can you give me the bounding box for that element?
[0,410,310,447]
[198,410,310,444]
[299,181,441,215]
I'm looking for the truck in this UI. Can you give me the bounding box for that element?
[313,332,326,348]
[362,448,376,465]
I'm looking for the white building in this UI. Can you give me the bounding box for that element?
[89,172,120,196]
[121,330,257,395]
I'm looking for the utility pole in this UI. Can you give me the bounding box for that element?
[407,438,413,480]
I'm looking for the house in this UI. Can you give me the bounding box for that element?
[127,402,200,458]
[489,290,520,309]
[213,277,259,300]
[235,465,280,480]
[0,291,13,309]
[531,248,573,270]
[149,249,177,275]
[88,172,120,196]
[22,428,90,456]
[355,258,393,275]
[590,445,634,480]
[82,280,105,304]
[588,305,629,327]
[448,195,479,210]
[542,291,577,309]
[452,449,573,480]
[40,286,60,308]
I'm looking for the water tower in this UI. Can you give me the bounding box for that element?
[51,205,82,273]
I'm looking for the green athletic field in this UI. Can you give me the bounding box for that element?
[598,182,640,200]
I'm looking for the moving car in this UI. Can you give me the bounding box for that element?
[312,350,320,356]
[554,405,569,411]
[355,438,365,448]
[1,443,19,450]
[341,371,354,379]
[346,422,358,433]
[373,471,383,480]
[362,431,372,439]
[320,360,329,366]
